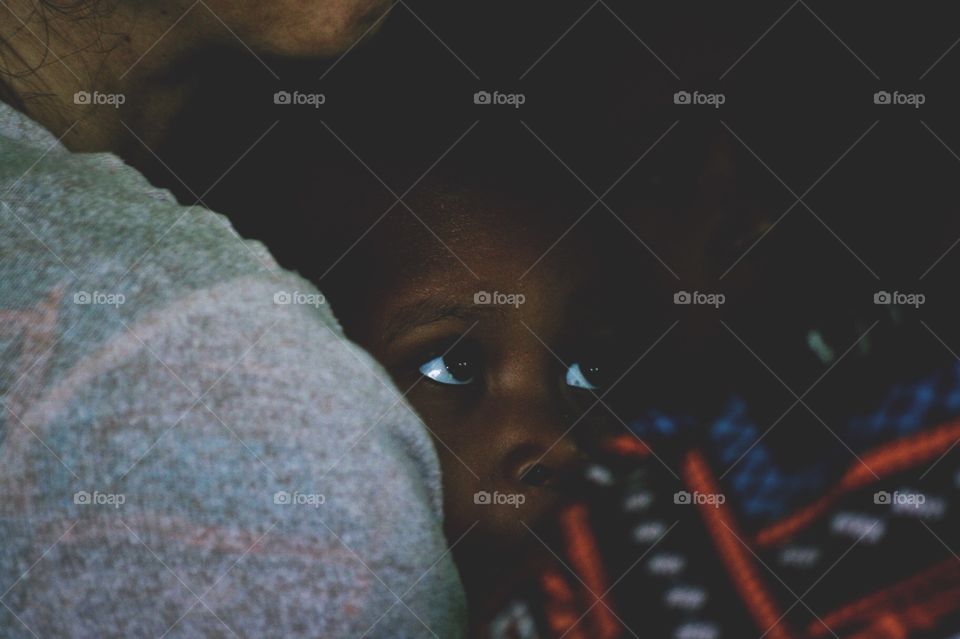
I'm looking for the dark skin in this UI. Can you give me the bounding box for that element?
[334,206,623,610]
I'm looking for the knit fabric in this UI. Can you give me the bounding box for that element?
[0,101,466,638]
[480,354,960,638]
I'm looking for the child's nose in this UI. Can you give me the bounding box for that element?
[503,429,588,491]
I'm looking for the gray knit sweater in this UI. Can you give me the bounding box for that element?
[0,102,465,638]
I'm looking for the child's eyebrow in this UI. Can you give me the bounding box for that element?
[384,300,505,343]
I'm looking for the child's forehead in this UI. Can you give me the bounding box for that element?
[377,197,591,263]
[376,232,591,296]
[375,272,604,347]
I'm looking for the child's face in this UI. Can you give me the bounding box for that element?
[341,209,621,585]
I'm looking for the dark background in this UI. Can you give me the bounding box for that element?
[126,0,960,489]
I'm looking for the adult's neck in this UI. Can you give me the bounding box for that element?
[0,1,222,153]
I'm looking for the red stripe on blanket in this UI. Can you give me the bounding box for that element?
[602,434,652,459]
[541,566,588,639]
[808,559,960,638]
[684,449,796,639]
[754,418,960,547]
[558,503,622,639]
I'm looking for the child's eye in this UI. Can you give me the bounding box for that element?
[418,354,476,385]
[566,362,601,390]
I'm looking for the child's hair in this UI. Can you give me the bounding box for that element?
[306,126,651,335]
